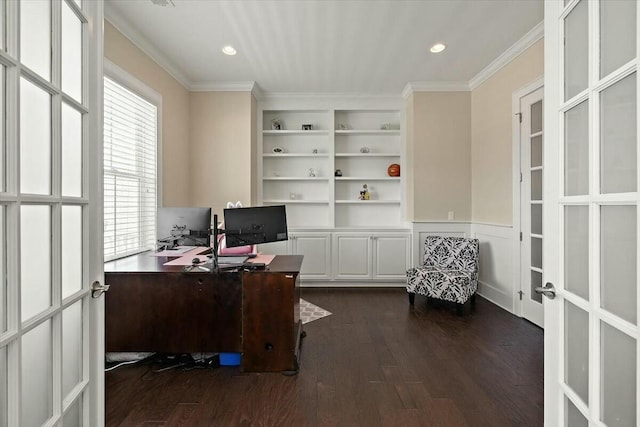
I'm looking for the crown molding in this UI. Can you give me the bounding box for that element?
[190,81,259,92]
[402,81,471,98]
[259,92,403,100]
[104,6,193,90]
[469,21,544,91]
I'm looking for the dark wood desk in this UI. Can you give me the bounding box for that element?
[104,254,303,373]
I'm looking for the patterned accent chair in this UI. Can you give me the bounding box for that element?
[406,236,480,315]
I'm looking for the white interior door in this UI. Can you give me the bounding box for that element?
[544,0,638,424]
[520,85,545,328]
[0,1,104,426]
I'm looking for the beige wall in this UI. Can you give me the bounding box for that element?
[189,92,253,216]
[250,94,258,206]
[404,93,415,221]
[407,92,472,221]
[471,39,544,225]
[104,21,191,206]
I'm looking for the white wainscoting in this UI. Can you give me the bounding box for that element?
[412,222,516,314]
[469,223,515,313]
[411,222,471,266]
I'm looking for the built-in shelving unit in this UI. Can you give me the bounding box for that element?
[259,107,402,228]
[258,102,410,284]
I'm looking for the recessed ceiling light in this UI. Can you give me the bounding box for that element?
[430,43,446,53]
[222,46,237,56]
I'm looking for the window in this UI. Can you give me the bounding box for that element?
[103,76,158,260]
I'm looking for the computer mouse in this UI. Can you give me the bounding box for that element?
[192,258,201,264]
[246,253,257,258]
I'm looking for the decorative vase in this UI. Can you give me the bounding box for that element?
[387,163,400,177]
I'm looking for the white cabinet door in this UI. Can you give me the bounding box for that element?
[333,233,372,280]
[291,232,331,280]
[372,234,411,280]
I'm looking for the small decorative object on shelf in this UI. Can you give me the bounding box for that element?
[359,184,370,200]
[272,147,285,154]
[290,192,297,200]
[381,123,400,130]
[271,119,282,130]
[334,169,343,177]
[337,123,349,130]
[308,168,316,177]
[312,148,318,154]
[360,146,370,153]
[387,163,400,177]
[273,172,280,177]
[302,124,313,130]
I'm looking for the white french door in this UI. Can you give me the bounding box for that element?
[519,84,545,328]
[544,0,638,424]
[0,1,104,426]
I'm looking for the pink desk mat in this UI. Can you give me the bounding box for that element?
[151,246,209,257]
[163,253,276,267]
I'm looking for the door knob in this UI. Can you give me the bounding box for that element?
[91,281,110,298]
[535,282,556,299]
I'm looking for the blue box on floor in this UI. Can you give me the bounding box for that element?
[219,352,241,366]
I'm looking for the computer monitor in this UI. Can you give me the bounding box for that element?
[157,207,212,247]
[223,205,288,248]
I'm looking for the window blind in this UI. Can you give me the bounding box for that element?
[103,76,157,261]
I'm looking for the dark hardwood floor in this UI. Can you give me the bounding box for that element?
[106,288,543,426]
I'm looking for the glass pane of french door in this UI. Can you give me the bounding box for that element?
[20,0,50,81]
[557,0,639,424]
[600,73,637,194]
[600,0,636,79]
[564,0,588,101]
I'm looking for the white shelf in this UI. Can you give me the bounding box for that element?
[262,176,329,181]
[334,177,400,181]
[335,153,399,157]
[263,177,330,181]
[263,130,329,135]
[263,199,329,204]
[336,200,401,204]
[335,130,400,135]
[263,153,329,158]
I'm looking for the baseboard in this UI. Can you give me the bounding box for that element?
[477,280,513,313]
[301,281,406,288]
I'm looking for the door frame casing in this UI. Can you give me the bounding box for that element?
[512,76,544,319]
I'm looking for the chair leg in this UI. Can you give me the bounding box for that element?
[471,293,477,305]
[456,299,472,316]
[408,292,415,305]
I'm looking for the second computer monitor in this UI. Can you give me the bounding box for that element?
[223,205,288,248]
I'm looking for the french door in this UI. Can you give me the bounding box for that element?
[519,84,544,328]
[0,1,104,426]
[544,0,638,424]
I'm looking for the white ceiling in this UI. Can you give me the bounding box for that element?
[105,0,544,94]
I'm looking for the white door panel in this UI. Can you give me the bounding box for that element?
[333,234,371,280]
[544,0,638,424]
[0,1,104,426]
[372,234,411,280]
[292,233,331,280]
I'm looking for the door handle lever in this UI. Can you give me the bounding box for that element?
[91,281,110,298]
[535,282,556,299]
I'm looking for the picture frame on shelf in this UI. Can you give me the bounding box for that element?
[302,124,313,130]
